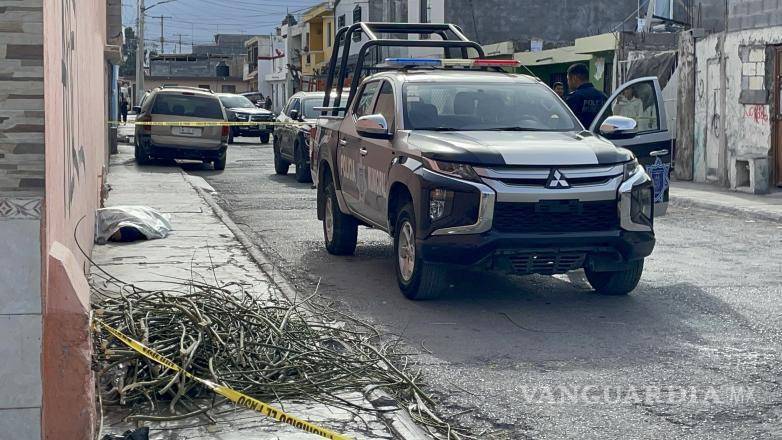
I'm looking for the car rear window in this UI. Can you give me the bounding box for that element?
[151,94,224,119]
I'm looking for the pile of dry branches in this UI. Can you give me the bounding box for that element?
[91,270,480,439]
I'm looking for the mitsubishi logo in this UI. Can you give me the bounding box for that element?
[546,169,570,189]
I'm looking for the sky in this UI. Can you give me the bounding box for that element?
[122,0,325,54]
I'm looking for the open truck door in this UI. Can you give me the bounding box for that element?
[590,77,672,215]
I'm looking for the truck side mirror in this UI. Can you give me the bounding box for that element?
[356,114,392,139]
[132,106,141,113]
[289,109,300,121]
[599,116,637,140]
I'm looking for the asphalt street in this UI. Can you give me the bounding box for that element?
[180,137,782,439]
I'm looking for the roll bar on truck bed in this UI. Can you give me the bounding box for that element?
[320,22,488,116]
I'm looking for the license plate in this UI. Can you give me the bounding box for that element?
[172,126,202,137]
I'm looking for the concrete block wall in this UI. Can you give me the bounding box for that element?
[0,0,44,438]
[728,0,782,32]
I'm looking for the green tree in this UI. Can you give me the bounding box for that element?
[120,27,137,77]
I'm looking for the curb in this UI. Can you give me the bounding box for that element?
[188,179,431,440]
[669,194,782,224]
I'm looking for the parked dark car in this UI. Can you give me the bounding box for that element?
[218,93,274,144]
[273,92,326,183]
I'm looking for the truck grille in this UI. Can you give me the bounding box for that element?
[250,114,272,122]
[493,200,618,234]
[505,251,586,275]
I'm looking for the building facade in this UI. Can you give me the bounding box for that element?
[146,40,251,93]
[0,0,121,437]
[689,0,782,192]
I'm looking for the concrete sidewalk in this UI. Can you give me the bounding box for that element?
[92,145,396,440]
[670,180,782,223]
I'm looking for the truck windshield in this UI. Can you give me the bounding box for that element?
[403,82,580,132]
[219,95,256,109]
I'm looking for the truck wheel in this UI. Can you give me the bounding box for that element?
[260,133,270,144]
[323,181,357,255]
[585,259,644,296]
[134,144,149,165]
[294,141,312,183]
[213,151,227,171]
[273,146,290,175]
[394,202,448,300]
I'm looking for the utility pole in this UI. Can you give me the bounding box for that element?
[151,15,172,54]
[173,33,186,53]
[134,0,178,105]
[135,0,145,105]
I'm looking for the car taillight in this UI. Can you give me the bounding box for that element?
[221,124,229,137]
[137,115,152,132]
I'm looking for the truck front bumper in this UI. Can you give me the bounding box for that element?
[418,230,655,274]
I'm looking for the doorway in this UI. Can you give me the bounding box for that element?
[774,46,782,186]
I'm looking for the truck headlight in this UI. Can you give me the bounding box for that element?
[429,188,453,221]
[623,159,641,181]
[422,158,481,183]
[630,182,653,227]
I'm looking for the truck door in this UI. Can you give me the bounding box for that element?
[361,80,397,226]
[590,77,672,215]
[338,81,381,215]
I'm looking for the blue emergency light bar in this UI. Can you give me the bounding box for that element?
[384,57,521,68]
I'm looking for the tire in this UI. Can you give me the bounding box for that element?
[294,141,312,183]
[273,146,290,175]
[394,202,448,300]
[323,180,357,255]
[134,143,149,164]
[260,132,270,144]
[585,259,644,296]
[213,151,227,170]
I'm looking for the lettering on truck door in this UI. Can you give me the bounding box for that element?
[361,80,396,226]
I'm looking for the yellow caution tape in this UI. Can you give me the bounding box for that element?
[109,121,309,127]
[93,318,352,440]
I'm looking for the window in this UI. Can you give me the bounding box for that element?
[151,94,224,119]
[420,0,431,23]
[402,82,578,131]
[373,81,396,128]
[221,85,236,93]
[599,81,660,133]
[327,22,332,48]
[219,95,255,109]
[198,84,210,90]
[352,6,362,42]
[354,81,380,118]
[338,14,345,28]
[290,98,301,115]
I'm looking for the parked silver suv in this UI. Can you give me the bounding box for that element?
[134,86,229,170]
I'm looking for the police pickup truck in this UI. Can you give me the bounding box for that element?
[312,23,672,300]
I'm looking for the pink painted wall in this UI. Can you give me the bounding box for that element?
[43,0,108,269]
[42,0,108,437]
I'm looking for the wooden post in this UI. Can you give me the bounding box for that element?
[675,30,696,180]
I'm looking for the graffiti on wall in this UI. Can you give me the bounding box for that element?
[744,105,769,124]
[61,0,86,214]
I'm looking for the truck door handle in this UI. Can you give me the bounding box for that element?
[339,139,348,146]
[359,147,368,156]
[649,149,669,157]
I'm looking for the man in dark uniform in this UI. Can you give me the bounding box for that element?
[565,63,607,128]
